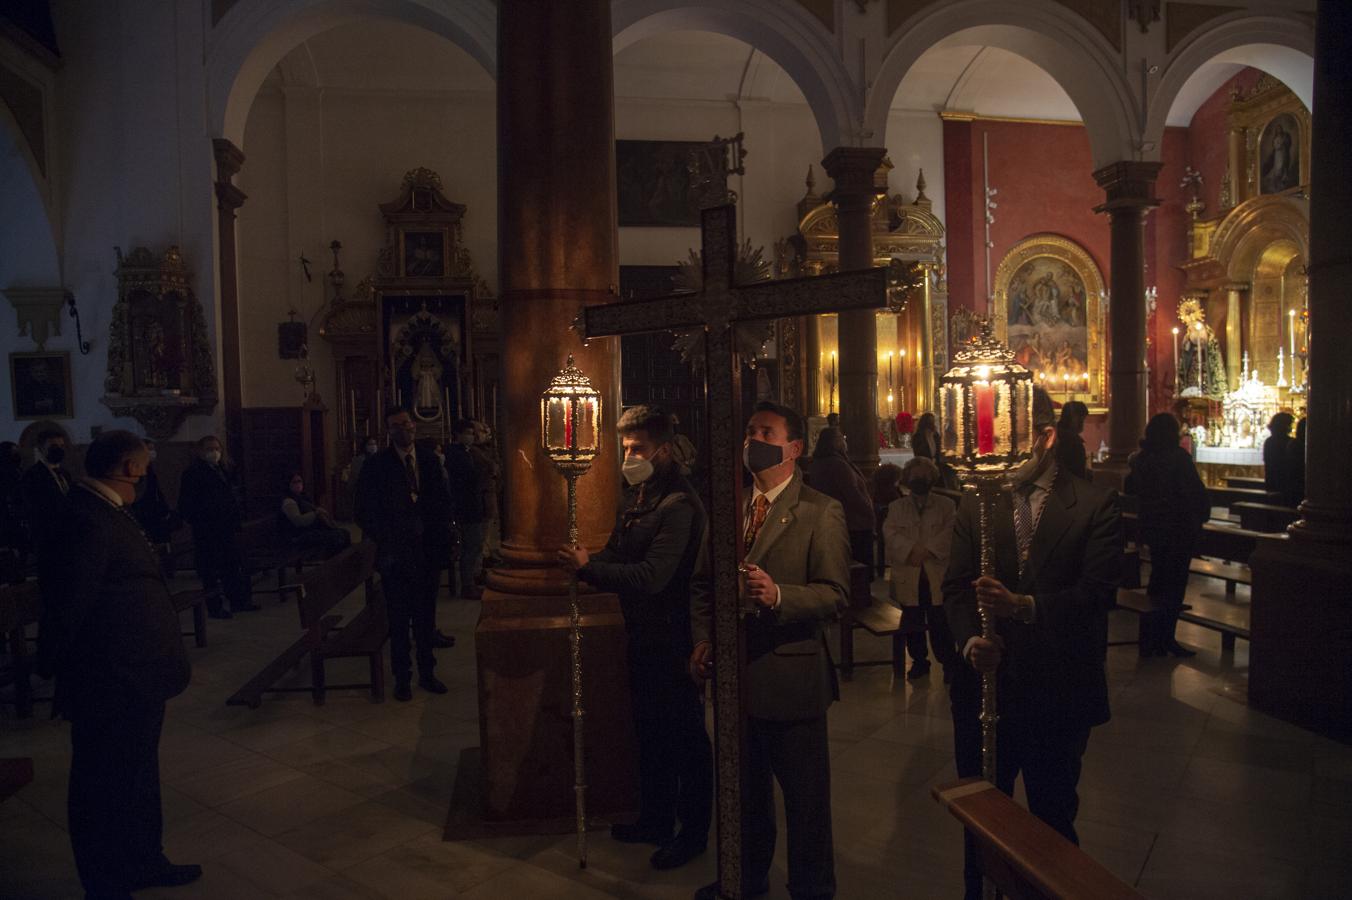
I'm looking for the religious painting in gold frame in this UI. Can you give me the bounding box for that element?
[397,227,450,278]
[992,234,1106,409]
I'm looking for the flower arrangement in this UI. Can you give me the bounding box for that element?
[895,411,915,435]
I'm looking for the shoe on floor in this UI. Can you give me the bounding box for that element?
[393,681,413,702]
[128,859,203,889]
[610,821,672,845]
[432,630,455,649]
[418,675,448,694]
[906,662,931,681]
[1165,640,1197,658]
[694,879,769,900]
[650,838,705,869]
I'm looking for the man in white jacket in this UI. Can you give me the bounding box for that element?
[883,457,960,681]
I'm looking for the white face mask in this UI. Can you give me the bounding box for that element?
[365,443,379,455]
[204,449,222,465]
[622,456,654,486]
[147,450,157,462]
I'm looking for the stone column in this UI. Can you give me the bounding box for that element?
[1225,285,1246,389]
[1249,0,1352,740]
[476,0,636,824]
[1093,161,1161,472]
[212,139,246,462]
[823,146,886,471]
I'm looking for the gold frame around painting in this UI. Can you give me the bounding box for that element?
[992,234,1106,410]
[10,350,74,420]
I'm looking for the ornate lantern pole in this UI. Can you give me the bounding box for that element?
[539,355,602,868]
[938,320,1035,896]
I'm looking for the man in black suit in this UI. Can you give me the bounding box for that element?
[691,401,852,900]
[944,387,1122,900]
[445,419,486,600]
[558,405,713,870]
[355,408,453,701]
[177,435,256,617]
[18,426,72,565]
[39,430,199,900]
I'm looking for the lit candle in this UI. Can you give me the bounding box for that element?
[830,351,838,413]
[887,351,894,389]
[564,400,574,448]
[1171,326,1179,377]
[1288,308,1296,361]
[974,382,996,455]
[1062,372,1071,399]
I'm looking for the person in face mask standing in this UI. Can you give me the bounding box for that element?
[690,401,851,900]
[19,427,73,568]
[445,420,486,600]
[557,406,713,870]
[943,387,1122,900]
[177,435,256,618]
[883,456,959,682]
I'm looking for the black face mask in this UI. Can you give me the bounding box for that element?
[908,479,931,495]
[743,439,785,474]
[45,445,66,465]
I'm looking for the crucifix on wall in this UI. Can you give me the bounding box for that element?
[584,202,887,899]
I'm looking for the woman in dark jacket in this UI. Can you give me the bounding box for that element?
[1126,413,1209,657]
[1262,411,1295,495]
[806,427,876,568]
[1056,400,1090,480]
[279,473,351,559]
[911,412,959,490]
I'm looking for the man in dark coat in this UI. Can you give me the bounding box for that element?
[944,388,1122,900]
[355,408,453,701]
[177,435,255,617]
[559,406,713,870]
[18,426,72,566]
[39,430,199,900]
[445,419,485,600]
[691,401,852,900]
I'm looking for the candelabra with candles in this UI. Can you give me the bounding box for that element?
[938,322,1036,899]
[540,355,602,868]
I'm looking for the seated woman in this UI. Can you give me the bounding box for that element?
[279,472,351,559]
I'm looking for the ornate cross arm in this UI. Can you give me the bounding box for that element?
[730,268,888,322]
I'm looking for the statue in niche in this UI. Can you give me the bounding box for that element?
[413,341,444,418]
[1176,298,1227,399]
[390,300,462,425]
[129,293,184,393]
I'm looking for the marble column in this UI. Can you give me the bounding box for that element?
[1249,0,1352,739]
[475,0,636,824]
[823,146,886,471]
[212,139,246,462]
[1093,161,1161,475]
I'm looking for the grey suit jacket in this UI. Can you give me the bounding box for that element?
[692,471,851,721]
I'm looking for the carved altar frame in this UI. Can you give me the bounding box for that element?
[992,235,1107,410]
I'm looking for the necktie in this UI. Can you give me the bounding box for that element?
[1013,483,1035,575]
[404,453,419,495]
[54,468,69,495]
[744,494,770,552]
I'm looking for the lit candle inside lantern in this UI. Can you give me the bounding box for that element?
[564,399,574,448]
[830,351,838,413]
[974,380,996,455]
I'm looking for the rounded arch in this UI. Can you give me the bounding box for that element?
[612,0,858,151]
[207,0,497,148]
[1208,195,1310,284]
[1147,13,1314,152]
[0,102,59,287]
[866,0,1137,169]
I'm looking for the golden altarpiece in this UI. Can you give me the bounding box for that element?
[319,168,500,502]
[1176,75,1310,478]
[778,160,947,445]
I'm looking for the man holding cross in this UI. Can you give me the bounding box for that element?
[691,400,851,900]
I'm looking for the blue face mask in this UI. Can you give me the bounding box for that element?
[742,439,783,474]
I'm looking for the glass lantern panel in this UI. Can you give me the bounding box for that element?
[816,314,839,416]
[994,381,1011,454]
[546,397,568,449]
[578,396,599,452]
[974,382,996,455]
[942,385,959,454]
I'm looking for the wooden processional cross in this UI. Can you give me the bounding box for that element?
[584,203,887,899]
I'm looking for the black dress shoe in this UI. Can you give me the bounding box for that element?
[1165,640,1197,658]
[432,630,456,649]
[128,861,203,889]
[650,838,705,870]
[610,821,671,845]
[393,681,413,702]
[906,661,931,681]
[418,675,448,694]
[694,879,769,900]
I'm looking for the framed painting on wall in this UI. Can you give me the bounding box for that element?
[992,235,1107,409]
[11,351,73,420]
[399,228,450,278]
[616,140,706,226]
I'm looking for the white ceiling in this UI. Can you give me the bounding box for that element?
[263,23,1295,128]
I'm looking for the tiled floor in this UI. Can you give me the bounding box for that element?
[3,573,1349,899]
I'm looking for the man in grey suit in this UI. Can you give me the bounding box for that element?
[691,401,851,900]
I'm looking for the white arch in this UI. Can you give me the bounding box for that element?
[612,0,859,151]
[1146,12,1314,152]
[0,102,59,287]
[207,0,497,148]
[866,0,1138,169]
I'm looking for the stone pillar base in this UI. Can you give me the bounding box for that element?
[475,585,639,822]
[1249,537,1352,741]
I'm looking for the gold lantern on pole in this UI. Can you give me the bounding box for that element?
[938,320,1035,884]
[540,354,602,868]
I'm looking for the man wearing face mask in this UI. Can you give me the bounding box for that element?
[19,427,73,567]
[558,405,712,870]
[883,456,959,682]
[943,387,1122,900]
[445,420,486,600]
[39,430,200,899]
[178,435,256,618]
[690,401,851,900]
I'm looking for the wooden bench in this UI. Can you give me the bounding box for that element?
[1233,501,1299,533]
[227,541,387,708]
[1188,557,1250,598]
[932,778,1146,900]
[171,588,215,648]
[239,516,310,601]
[837,562,926,679]
[1226,475,1267,490]
[1179,610,1250,653]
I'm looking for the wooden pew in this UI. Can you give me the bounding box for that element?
[227,541,387,708]
[836,561,923,679]
[1207,485,1281,516]
[1226,475,1267,490]
[172,588,216,648]
[1233,501,1299,533]
[933,778,1146,900]
[239,516,310,601]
